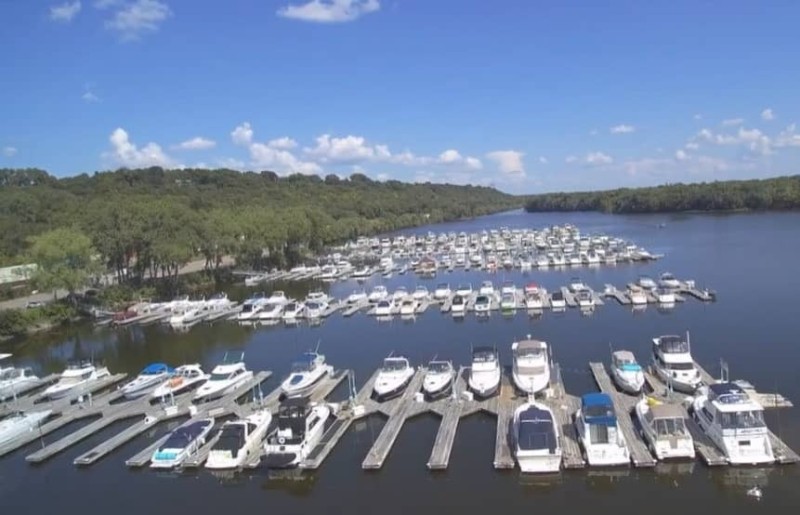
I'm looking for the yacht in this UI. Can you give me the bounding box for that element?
[474,294,491,314]
[575,393,630,466]
[168,305,204,327]
[318,265,338,281]
[478,280,495,297]
[511,338,550,395]
[236,292,268,321]
[535,255,550,268]
[257,303,284,320]
[194,352,253,401]
[655,288,676,304]
[500,281,516,296]
[569,277,588,292]
[304,300,329,319]
[422,360,455,400]
[0,355,39,401]
[0,409,52,445]
[280,351,333,397]
[628,285,648,305]
[368,285,389,303]
[399,298,418,316]
[266,291,289,306]
[372,355,415,401]
[351,266,372,279]
[412,285,429,301]
[263,398,332,468]
[468,346,501,398]
[450,294,466,315]
[150,418,215,469]
[500,292,517,311]
[692,382,774,465]
[281,301,305,323]
[373,299,393,317]
[610,350,644,394]
[392,286,409,304]
[513,401,562,473]
[433,283,451,300]
[205,409,272,469]
[652,334,702,393]
[151,364,208,399]
[638,275,658,290]
[306,290,330,304]
[455,283,473,296]
[525,289,546,310]
[119,363,174,399]
[550,291,566,310]
[205,293,234,312]
[659,272,681,289]
[346,289,368,304]
[576,290,594,308]
[42,361,111,400]
[634,398,695,460]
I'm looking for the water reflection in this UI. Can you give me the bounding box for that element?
[517,471,563,490]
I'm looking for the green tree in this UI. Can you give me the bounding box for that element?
[28,227,99,300]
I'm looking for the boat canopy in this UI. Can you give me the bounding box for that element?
[160,419,213,450]
[581,393,617,427]
[472,346,497,362]
[517,405,557,452]
[612,350,641,371]
[514,339,546,356]
[142,363,172,375]
[428,361,451,373]
[657,335,689,353]
[291,353,318,372]
[708,383,750,404]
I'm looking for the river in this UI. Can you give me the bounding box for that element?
[2,209,799,514]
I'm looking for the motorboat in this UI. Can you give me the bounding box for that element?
[468,346,501,398]
[634,398,695,460]
[372,355,415,401]
[638,275,658,290]
[500,292,517,311]
[119,363,174,399]
[280,351,333,397]
[318,265,338,280]
[399,298,418,316]
[422,360,455,400]
[478,280,495,297]
[659,272,681,289]
[655,288,676,304]
[692,383,774,465]
[629,285,648,305]
[455,283,473,296]
[525,289,545,310]
[42,361,111,400]
[236,292,268,321]
[266,291,289,306]
[152,364,208,399]
[150,418,215,469]
[351,266,372,278]
[433,283,451,300]
[0,410,52,445]
[569,277,588,292]
[168,305,203,327]
[205,409,272,469]
[651,334,702,393]
[0,354,39,401]
[392,286,409,304]
[346,289,367,304]
[205,293,234,312]
[610,350,644,394]
[368,285,389,303]
[373,299,393,317]
[500,281,516,296]
[306,290,330,304]
[523,283,541,296]
[576,290,594,308]
[281,301,304,323]
[550,291,566,310]
[535,255,550,268]
[575,393,630,466]
[511,338,550,395]
[256,303,283,320]
[304,300,328,319]
[474,294,491,314]
[412,285,429,301]
[513,401,562,473]
[194,351,253,401]
[263,398,332,468]
[450,294,466,315]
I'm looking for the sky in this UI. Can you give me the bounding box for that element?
[1,0,800,193]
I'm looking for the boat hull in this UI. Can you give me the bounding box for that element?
[281,366,331,398]
[422,376,453,400]
[512,370,550,395]
[516,453,562,474]
[372,375,412,402]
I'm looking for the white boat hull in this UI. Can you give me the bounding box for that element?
[610,367,644,394]
[194,372,253,401]
[280,365,332,397]
[517,453,562,473]
[512,370,550,395]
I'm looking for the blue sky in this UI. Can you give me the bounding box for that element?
[1,0,799,193]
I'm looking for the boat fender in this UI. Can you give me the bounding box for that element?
[278,437,286,444]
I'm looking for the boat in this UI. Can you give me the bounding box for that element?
[168,305,203,327]
[569,277,588,292]
[550,291,566,310]
[372,355,415,401]
[610,350,644,394]
[205,293,234,312]
[368,285,389,303]
[374,299,393,316]
[151,364,208,399]
[318,265,338,280]
[266,291,288,306]
[256,303,283,320]
[659,272,681,289]
[194,351,253,401]
[524,283,541,296]
[468,346,501,398]
[535,255,550,268]
[150,418,215,469]
[263,398,332,468]
[474,294,491,314]
[42,361,111,400]
[450,294,466,315]
[205,409,272,469]
[422,360,455,400]
[576,290,594,308]
[391,286,409,304]
[500,281,516,296]
[500,292,517,311]
[651,334,702,393]
[638,275,658,290]
[280,351,333,397]
[691,383,775,465]
[511,338,550,395]
[236,292,268,321]
[306,290,330,304]
[525,289,545,310]
[655,288,676,304]
[575,393,630,466]
[455,283,473,296]
[119,363,174,399]
[304,300,328,319]
[351,266,372,278]
[433,283,451,300]
[478,280,495,297]
[346,289,367,304]
[0,354,39,401]
[513,401,562,473]
[0,410,52,445]
[281,301,304,323]
[629,285,648,305]
[412,285,429,301]
[634,398,695,460]
[399,298,417,316]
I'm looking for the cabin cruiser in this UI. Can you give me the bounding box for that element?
[514,401,562,473]
[433,283,451,300]
[576,290,594,308]
[500,281,516,296]
[368,285,389,303]
[0,354,39,401]
[569,277,588,292]
[392,287,409,304]
[610,350,644,394]
[256,303,283,320]
[525,288,546,310]
[655,288,676,304]
[399,298,418,316]
[346,289,368,304]
[168,305,204,327]
[550,291,566,310]
[635,398,695,460]
[42,361,111,400]
[629,285,648,305]
[638,275,658,290]
[468,346,501,398]
[205,409,272,469]
[575,393,630,466]
[500,292,517,311]
[478,281,495,297]
[652,334,702,393]
[194,352,253,401]
[281,302,305,323]
[374,299,393,317]
[412,285,429,301]
[471,294,488,314]
[304,300,328,319]
[512,339,550,395]
[150,418,215,469]
[455,283,473,296]
[236,292,268,321]
[306,290,330,304]
[152,364,208,399]
[692,383,774,465]
[119,363,173,399]
[422,360,455,400]
[266,291,288,306]
[280,351,333,397]
[205,293,234,312]
[372,355,415,401]
[318,265,338,280]
[535,255,550,268]
[0,409,52,445]
[351,266,372,279]
[659,272,681,289]
[263,398,332,468]
[450,294,466,315]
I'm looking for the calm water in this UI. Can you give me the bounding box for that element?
[2,209,800,514]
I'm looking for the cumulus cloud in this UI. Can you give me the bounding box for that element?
[685,142,700,150]
[585,152,613,165]
[610,124,635,134]
[775,123,800,148]
[231,122,254,146]
[82,91,100,103]
[721,118,744,127]
[266,137,298,150]
[231,122,321,175]
[436,149,482,170]
[277,0,380,23]
[565,155,578,164]
[675,149,688,161]
[486,150,525,177]
[761,108,775,121]
[105,0,171,40]
[696,126,772,155]
[104,127,175,168]
[174,137,216,151]
[693,114,703,120]
[50,1,82,22]
[306,134,391,163]
[2,146,18,158]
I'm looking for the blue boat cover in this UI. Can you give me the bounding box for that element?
[581,393,617,427]
[517,405,557,452]
[142,363,172,374]
[619,363,641,372]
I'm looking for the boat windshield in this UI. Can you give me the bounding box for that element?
[291,360,313,373]
[473,350,496,363]
[209,372,232,382]
[718,410,766,430]
[428,362,450,373]
[654,417,687,437]
[212,424,245,452]
[476,296,489,304]
[382,359,407,372]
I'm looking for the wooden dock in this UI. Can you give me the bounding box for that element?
[492,376,517,469]
[427,396,462,469]
[541,365,585,469]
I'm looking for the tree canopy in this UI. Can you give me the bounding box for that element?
[27,227,99,296]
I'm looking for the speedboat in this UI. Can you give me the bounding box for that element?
[372,355,415,401]
[524,283,541,296]
[392,287,409,304]
[263,398,332,468]
[119,363,173,399]
[500,281,516,296]
[575,393,630,466]
[368,285,389,303]
[692,383,774,465]
[266,291,288,306]
[500,292,517,311]
[42,361,111,400]
[280,351,333,397]
[638,275,658,290]
[652,334,702,393]
[478,280,495,297]
[346,289,367,304]
[422,360,455,400]
[569,277,588,292]
[412,285,429,301]
[468,346,501,398]
[281,301,304,323]
[455,283,473,296]
[0,354,39,401]
[535,255,549,268]
[151,364,208,399]
[399,298,417,316]
[474,294,491,313]
[450,294,466,315]
[628,285,648,305]
[0,410,52,445]
[634,398,695,460]
[511,338,550,395]
[257,303,283,320]
[150,418,215,469]
[205,409,272,469]
[525,289,545,310]
[514,401,562,473]
[576,290,594,308]
[550,291,566,310]
[168,305,203,327]
[433,283,451,300]
[194,352,253,401]
[374,299,393,316]
[205,293,233,312]
[659,272,681,289]
[304,300,328,319]
[236,292,268,321]
[610,350,644,394]
[655,288,676,304]
[306,290,330,304]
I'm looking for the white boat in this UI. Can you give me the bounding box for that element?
[266,291,288,306]
[306,290,330,304]
[450,294,466,315]
[318,265,338,280]
[524,289,545,310]
[422,360,455,400]
[652,334,702,393]
[255,303,283,320]
[692,383,774,465]
[655,288,676,304]
[468,346,501,398]
[638,275,658,290]
[236,292,268,321]
[391,287,409,304]
[412,285,429,301]
[368,285,389,303]
[281,301,304,323]
[205,409,272,469]
[474,294,491,313]
[550,291,566,310]
[576,290,594,308]
[0,410,52,445]
[168,305,203,327]
[511,339,550,395]
[455,283,473,296]
[0,354,39,401]
[194,352,253,401]
[500,292,517,311]
[569,277,588,292]
[500,281,516,296]
[304,300,328,319]
[42,361,111,400]
[351,266,372,278]
[610,350,644,394]
[280,351,333,397]
[659,272,681,289]
[263,398,332,468]
[372,355,415,401]
[478,280,495,297]
[535,255,549,268]
[399,298,418,316]
[119,363,173,399]
[150,418,215,469]
[373,299,393,317]
[433,283,451,300]
[634,398,695,460]
[152,364,208,399]
[629,285,648,305]
[514,401,562,473]
[205,293,234,311]
[346,289,367,304]
[575,393,630,466]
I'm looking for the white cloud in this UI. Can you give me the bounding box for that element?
[721,118,744,127]
[94,0,121,8]
[585,152,613,165]
[215,157,247,171]
[486,150,525,177]
[174,137,216,151]
[50,1,82,22]
[693,114,703,120]
[696,126,772,156]
[610,124,635,134]
[589,129,598,136]
[230,122,321,175]
[436,149,482,170]
[266,137,298,150]
[376,172,390,182]
[675,149,688,161]
[306,134,390,163]
[775,123,800,148]
[105,0,171,40]
[81,86,101,103]
[761,108,775,121]
[277,0,380,23]
[104,127,175,168]
[231,122,254,146]
[2,146,18,158]
[538,156,548,164]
